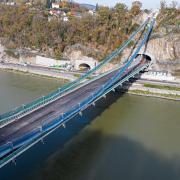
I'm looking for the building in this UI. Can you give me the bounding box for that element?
[6,1,16,5]
[62,16,69,22]
[52,2,60,9]
[88,10,96,16]
[141,70,175,81]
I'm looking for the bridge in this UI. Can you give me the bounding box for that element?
[0,14,157,169]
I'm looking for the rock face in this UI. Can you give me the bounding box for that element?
[146,33,180,61]
[63,43,100,70]
[140,32,180,72]
[129,11,180,74]
[63,43,101,61]
[0,43,5,61]
[120,31,180,73]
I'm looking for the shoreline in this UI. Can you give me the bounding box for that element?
[122,84,180,101]
[0,63,76,81]
[126,90,180,101]
[0,63,180,102]
[0,68,70,82]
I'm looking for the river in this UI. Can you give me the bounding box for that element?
[0,70,180,180]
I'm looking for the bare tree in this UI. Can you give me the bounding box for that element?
[160,0,167,10]
[170,0,178,8]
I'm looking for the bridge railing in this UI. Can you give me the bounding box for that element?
[0,18,150,127]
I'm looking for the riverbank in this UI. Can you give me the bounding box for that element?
[0,62,180,101]
[0,63,76,81]
[123,82,180,101]
[127,90,180,101]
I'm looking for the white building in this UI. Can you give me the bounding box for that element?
[141,71,175,81]
[88,10,96,16]
[6,2,16,5]
[62,16,69,22]
[52,3,60,9]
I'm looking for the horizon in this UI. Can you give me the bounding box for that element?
[75,0,179,9]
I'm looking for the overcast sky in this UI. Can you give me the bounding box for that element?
[75,0,180,9]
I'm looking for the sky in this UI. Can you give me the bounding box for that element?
[75,0,180,9]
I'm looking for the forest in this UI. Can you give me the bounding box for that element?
[0,1,179,60]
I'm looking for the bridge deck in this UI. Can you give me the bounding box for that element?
[0,68,120,146]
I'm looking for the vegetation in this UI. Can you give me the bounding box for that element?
[0,2,141,60]
[144,84,180,91]
[172,70,180,76]
[156,1,180,33]
[0,1,179,60]
[129,89,180,100]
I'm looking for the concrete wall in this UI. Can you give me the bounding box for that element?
[36,56,70,67]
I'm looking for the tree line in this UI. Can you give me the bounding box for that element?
[0,1,179,60]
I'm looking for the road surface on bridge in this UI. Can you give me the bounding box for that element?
[0,60,147,147]
[0,66,122,146]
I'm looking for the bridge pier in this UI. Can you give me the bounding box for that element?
[12,159,16,166]
[41,138,45,144]
[79,111,83,117]
[62,123,66,128]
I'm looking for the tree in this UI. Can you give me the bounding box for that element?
[130,5,141,16]
[160,0,167,10]
[170,0,178,8]
[114,3,128,14]
[95,3,99,11]
[46,0,52,9]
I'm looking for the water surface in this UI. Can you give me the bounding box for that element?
[0,70,64,113]
[0,70,180,180]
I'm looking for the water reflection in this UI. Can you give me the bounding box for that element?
[31,130,180,180]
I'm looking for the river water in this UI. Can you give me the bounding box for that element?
[0,70,180,180]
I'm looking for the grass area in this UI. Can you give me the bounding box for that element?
[0,68,69,82]
[74,74,93,80]
[4,49,19,59]
[129,89,180,100]
[74,74,81,78]
[144,84,180,91]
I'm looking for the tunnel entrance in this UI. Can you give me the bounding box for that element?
[79,63,91,71]
[136,54,152,61]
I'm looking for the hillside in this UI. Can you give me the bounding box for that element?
[79,3,96,10]
[0,2,141,60]
[0,1,179,71]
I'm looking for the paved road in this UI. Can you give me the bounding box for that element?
[0,63,77,81]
